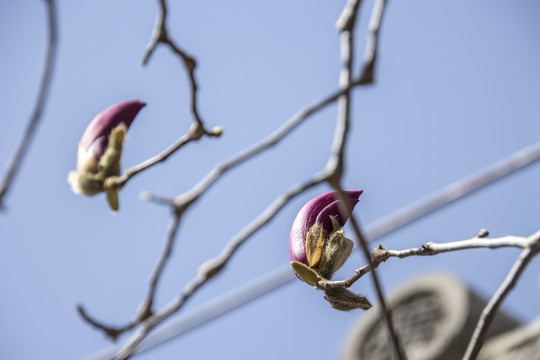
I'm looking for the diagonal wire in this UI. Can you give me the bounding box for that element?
[81,139,540,359]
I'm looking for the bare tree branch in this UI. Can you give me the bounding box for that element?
[105,123,217,192]
[333,187,408,360]
[0,0,58,210]
[141,0,167,66]
[373,235,532,261]
[324,231,534,289]
[357,0,387,84]
[171,85,353,214]
[463,229,540,360]
[332,0,405,358]
[137,214,182,321]
[141,0,210,131]
[76,305,136,342]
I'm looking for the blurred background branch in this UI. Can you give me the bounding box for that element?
[0,0,57,210]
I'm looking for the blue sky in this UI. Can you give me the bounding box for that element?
[1,1,540,359]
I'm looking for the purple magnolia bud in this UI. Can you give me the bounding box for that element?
[79,100,146,162]
[68,100,146,212]
[289,191,362,266]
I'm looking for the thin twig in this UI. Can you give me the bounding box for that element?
[333,187,408,360]
[141,0,167,66]
[137,215,182,320]
[172,85,353,213]
[357,0,387,84]
[0,0,58,210]
[325,0,361,181]
[462,230,540,360]
[78,215,182,339]
[107,131,193,191]
[324,233,532,289]
[141,0,209,132]
[76,305,136,342]
[374,235,531,261]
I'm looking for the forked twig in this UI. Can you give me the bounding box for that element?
[141,0,208,130]
[357,0,387,84]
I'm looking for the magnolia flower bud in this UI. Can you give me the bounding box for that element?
[68,100,146,212]
[289,191,372,311]
[289,191,362,284]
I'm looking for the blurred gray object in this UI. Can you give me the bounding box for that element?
[341,274,521,360]
[478,316,540,360]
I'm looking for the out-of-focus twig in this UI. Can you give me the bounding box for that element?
[0,0,58,210]
[105,123,219,191]
[357,0,387,84]
[76,305,136,342]
[77,213,183,342]
[141,0,209,131]
[137,214,182,320]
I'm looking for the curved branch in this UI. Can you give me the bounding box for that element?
[0,0,58,210]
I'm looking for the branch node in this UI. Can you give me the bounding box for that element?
[188,122,205,140]
[77,305,130,342]
[475,228,490,238]
[372,246,388,262]
[198,258,226,281]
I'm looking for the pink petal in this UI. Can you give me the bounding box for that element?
[289,191,362,265]
[80,100,146,161]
